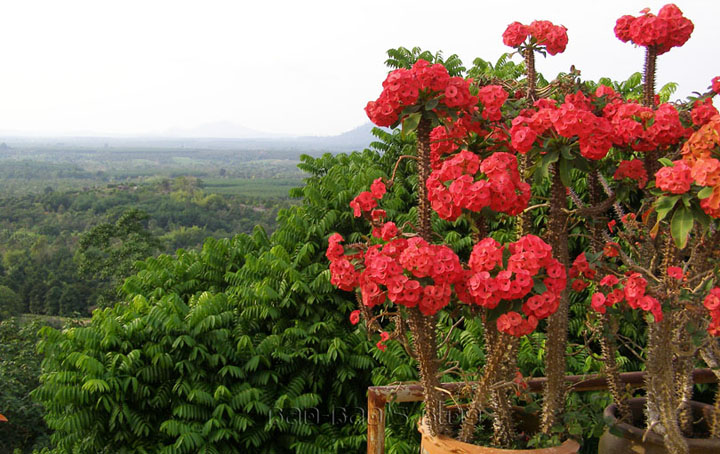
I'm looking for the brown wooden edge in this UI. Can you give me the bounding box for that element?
[366,369,717,454]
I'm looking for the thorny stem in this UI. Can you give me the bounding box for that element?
[524,47,537,101]
[409,118,448,436]
[490,335,520,447]
[540,166,571,435]
[585,173,632,423]
[699,341,720,437]
[643,46,658,108]
[598,313,631,423]
[407,308,447,435]
[516,154,532,238]
[645,318,689,454]
[416,120,433,240]
[458,323,514,443]
[643,47,663,179]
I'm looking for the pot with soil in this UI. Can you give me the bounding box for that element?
[599,397,720,454]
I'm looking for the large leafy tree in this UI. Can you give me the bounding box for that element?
[33,129,418,454]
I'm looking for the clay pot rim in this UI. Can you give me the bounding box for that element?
[418,418,581,453]
[603,397,720,448]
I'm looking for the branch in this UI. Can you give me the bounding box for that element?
[389,155,418,187]
[437,317,465,350]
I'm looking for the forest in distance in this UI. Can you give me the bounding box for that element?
[0,139,322,320]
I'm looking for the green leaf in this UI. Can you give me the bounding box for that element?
[560,145,575,161]
[558,157,572,187]
[533,281,548,294]
[670,205,694,249]
[698,186,714,199]
[401,112,422,137]
[655,195,680,223]
[424,98,439,111]
[534,150,559,184]
[658,158,674,167]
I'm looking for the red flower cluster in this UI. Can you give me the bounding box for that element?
[350,178,386,217]
[329,231,467,316]
[569,253,596,292]
[713,77,720,94]
[682,117,720,217]
[465,235,566,337]
[614,4,694,55]
[614,159,649,188]
[376,331,390,351]
[328,225,564,338]
[591,272,663,321]
[502,20,569,55]
[426,151,530,221]
[691,99,719,127]
[429,116,488,169]
[477,85,509,121]
[655,160,692,194]
[607,102,686,151]
[327,233,361,291]
[704,288,720,336]
[510,91,614,159]
[365,60,477,127]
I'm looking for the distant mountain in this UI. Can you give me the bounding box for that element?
[163,121,288,139]
[294,123,384,151]
[0,123,386,155]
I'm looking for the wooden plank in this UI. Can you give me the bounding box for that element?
[367,390,386,454]
[368,369,717,403]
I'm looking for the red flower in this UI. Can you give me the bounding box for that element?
[600,275,619,287]
[704,288,720,311]
[370,178,386,199]
[503,21,529,47]
[502,20,567,55]
[376,331,391,351]
[510,125,537,154]
[691,99,719,126]
[667,266,683,280]
[712,76,720,94]
[614,159,649,188]
[350,191,377,217]
[591,293,607,313]
[614,4,694,54]
[572,279,589,292]
[371,209,386,220]
[655,160,692,194]
[603,242,620,258]
[349,310,361,325]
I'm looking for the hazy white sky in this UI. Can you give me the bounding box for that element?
[0,0,718,137]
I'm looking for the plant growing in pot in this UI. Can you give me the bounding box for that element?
[327,4,718,451]
[325,17,601,452]
[550,5,720,454]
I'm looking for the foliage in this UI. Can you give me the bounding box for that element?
[78,209,160,281]
[0,179,286,317]
[0,318,52,453]
[32,132,418,454]
[0,285,23,321]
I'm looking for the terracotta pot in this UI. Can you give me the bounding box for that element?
[599,397,720,454]
[418,419,580,454]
